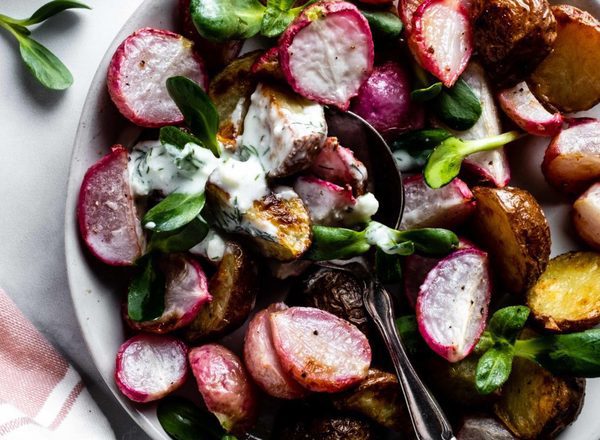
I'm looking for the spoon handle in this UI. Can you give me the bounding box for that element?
[364,281,456,440]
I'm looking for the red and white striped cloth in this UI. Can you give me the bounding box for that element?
[0,289,114,439]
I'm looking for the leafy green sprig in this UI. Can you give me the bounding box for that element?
[0,1,90,90]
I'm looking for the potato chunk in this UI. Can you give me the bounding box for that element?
[527,252,600,332]
[473,0,556,87]
[529,5,600,113]
[494,358,585,439]
[470,187,551,294]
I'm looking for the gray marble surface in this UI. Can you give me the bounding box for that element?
[0,1,147,438]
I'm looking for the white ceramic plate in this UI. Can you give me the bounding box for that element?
[65,0,600,438]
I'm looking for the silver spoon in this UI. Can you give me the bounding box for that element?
[325,107,456,440]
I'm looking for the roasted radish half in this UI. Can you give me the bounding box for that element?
[416,248,491,362]
[107,27,207,127]
[270,307,371,392]
[126,254,210,333]
[77,146,144,266]
[574,183,600,250]
[115,334,188,403]
[408,0,473,87]
[498,81,562,137]
[400,175,475,230]
[243,303,308,399]
[189,344,258,434]
[542,118,600,194]
[278,1,374,110]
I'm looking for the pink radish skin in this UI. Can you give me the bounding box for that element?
[574,182,600,250]
[408,0,472,87]
[400,174,475,230]
[401,0,424,34]
[278,1,374,110]
[416,248,491,362]
[294,176,356,226]
[310,137,368,195]
[403,238,476,308]
[189,344,258,434]
[270,307,371,393]
[126,254,211,334]
[77,146,144,266]
[244,303,309,399]
[498,81,563,137]
[351,61,425,141]
[542,118,600,194]
[115,334,188,403]
[107,27,208,128]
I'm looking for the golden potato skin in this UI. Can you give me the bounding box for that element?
[529,5,600,113]
[208,51,261,148]
[470,187,551,294]
[527,251,600,332]
[184,241,258,342]
[331,369,410,432]
[494,358,585,439]
[474,0,556,87]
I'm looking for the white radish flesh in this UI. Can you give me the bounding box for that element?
[243,303,308,399]
[416,248,491,362]
[270,307,371,393]
[310,137,368,194]
[278,1,374,110]
[574,182,600,250]
[115,334,188,402]
[77,146,144,266]
[107,27,207,127]
[293,176,356,226]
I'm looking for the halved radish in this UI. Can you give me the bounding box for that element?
[498,81,563,137]
[401,0,424,34]
[126,254,210,333]
[278,1,374,110]
[310,137,368,195]
[416,248,491,362]
[270,307,371,392]
[400,174,475,230]
[77,146,144,266]
[542,118,600,194]
[115,334,188,403]
[408,0,472,87]
[107,27,208,127]
[293,176,356,226]
[189,344,258,433]
[403,238,476,307]
[573,182,600,250]
[243,303,309,399]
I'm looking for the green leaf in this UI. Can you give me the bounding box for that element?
[157,396,225,440]
[127,257,165,322]
[396,228,459,256]
[166,76,221,157]
[375,248,403,284]
[143,192,206,233]
[476,343,514,394]
[159,126,205,150]
[391,129,452,153]
[149,217,209,253]
[190,0,266,41]
[21,1,90,26]
[488,306,530,343]
[434,78,482,131]
[261,7,298,37]
[359,9,403,40]
[474,331,495,354]
[411,82,443,102]
[306,225,370,260]
[17,34,73,90]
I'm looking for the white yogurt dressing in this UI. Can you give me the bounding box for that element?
[365,221,401,254]
[345,193,379,226]
[189,229,226,262]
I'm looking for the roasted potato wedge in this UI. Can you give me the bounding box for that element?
[473,0,556,87]
[331,369,410,432]
[184,241,258,342]
[208,51,261,148]
[529,5,600,113]
[457,414,516,439]
[526,251,600,332]
[207,182,312,261]
[494,358,585,439]
[470,187,551,294]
